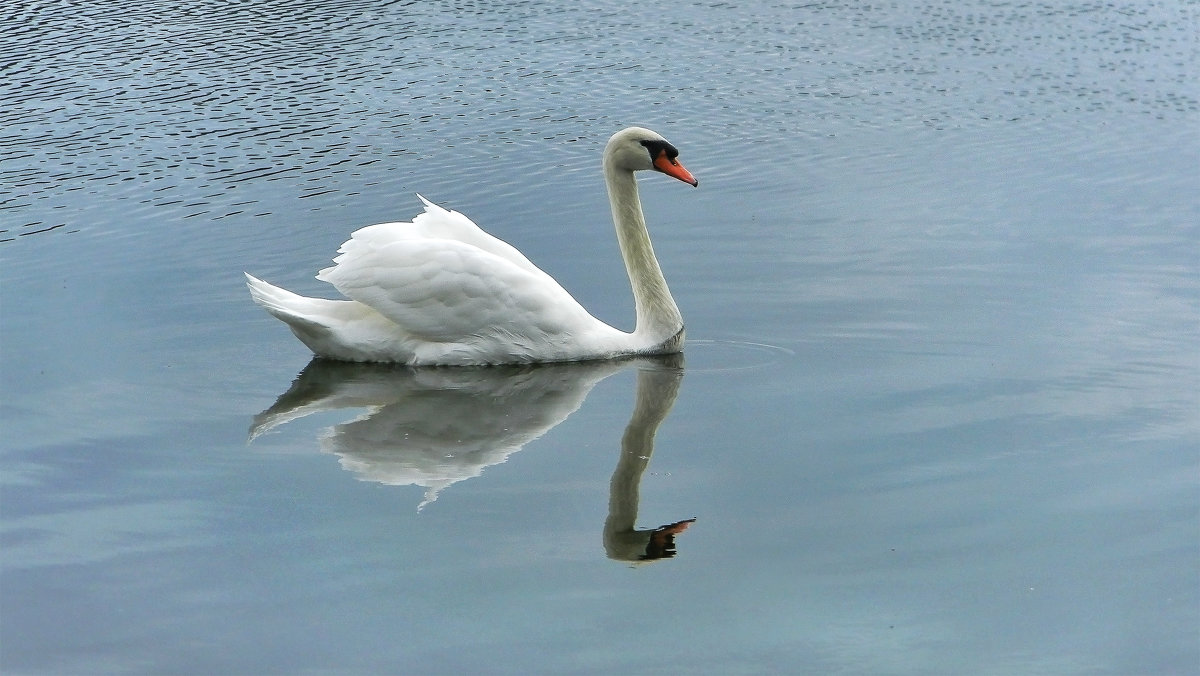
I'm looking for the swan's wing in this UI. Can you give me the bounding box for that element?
[339,197,544,277]
[316,236,603,344]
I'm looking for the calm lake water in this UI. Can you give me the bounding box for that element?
[3,0,1198,673]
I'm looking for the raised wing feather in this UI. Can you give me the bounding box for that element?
[337,196,544,277]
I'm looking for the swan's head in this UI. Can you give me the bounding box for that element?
[604,127,698,187]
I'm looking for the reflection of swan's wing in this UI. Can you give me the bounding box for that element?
[251,358,635,508]
[248,361,412,440]
[323,407,527,509]
[326,361,627,508]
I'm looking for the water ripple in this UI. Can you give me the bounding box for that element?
[2,0,1194,242]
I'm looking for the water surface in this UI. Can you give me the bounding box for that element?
[2,1,1197,673]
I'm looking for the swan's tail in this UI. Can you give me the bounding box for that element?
[244,273,403,361]
[245,273,341,329]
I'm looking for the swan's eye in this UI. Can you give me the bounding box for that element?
[639,139,679,165]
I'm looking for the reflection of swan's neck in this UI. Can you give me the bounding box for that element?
[604,163,683,347]
[604,363,685,562]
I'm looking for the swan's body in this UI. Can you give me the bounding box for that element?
[246,127,698,365]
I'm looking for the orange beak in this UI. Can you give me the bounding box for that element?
[653,151,698,187]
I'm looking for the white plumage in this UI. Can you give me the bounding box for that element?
[246,127,698,365]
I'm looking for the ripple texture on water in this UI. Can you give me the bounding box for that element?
[2,0,1195,241]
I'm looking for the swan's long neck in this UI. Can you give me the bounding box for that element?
[604,161,683,348]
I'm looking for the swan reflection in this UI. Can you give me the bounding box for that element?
[250,356,694,561]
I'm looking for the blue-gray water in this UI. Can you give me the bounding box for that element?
[2,1,1198,673]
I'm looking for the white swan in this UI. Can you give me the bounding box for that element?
[245,127,698,365]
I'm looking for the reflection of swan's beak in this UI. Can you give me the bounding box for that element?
[642,518,697,561]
